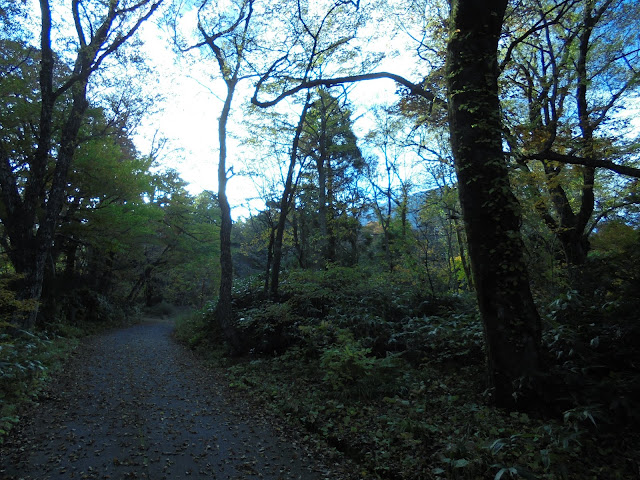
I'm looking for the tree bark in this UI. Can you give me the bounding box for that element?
[316,142,330,264]
[446,0,542,409]
[263,222,275,295]
[270,96,312,298]
[196,0,255,351]
[216,79,242,351]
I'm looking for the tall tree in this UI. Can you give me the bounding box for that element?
[502,0,640,266]
[0,0,163,328]
[446,0,542,409]
[179,0,255,350]
[252,0,368,296]
[250,0,577,408]
[269,95,313,298]
[298,88,364,266]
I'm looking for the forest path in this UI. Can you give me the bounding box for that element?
[1,319,333,480]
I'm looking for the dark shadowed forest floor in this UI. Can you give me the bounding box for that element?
[0,319,349,480]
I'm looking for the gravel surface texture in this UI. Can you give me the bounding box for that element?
[1,319,338,480]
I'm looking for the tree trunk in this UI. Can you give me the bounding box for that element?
[446,0,542,410]
[12,74,90,328]
[454,220,473,290]
[292,209,307,269]
[570,0,599,266]
[216,80,243,351]
[263,224,275,295]
[0,0,160,329]
[270,96,312,298]
[325,158,337,264]
[316,156,329,264]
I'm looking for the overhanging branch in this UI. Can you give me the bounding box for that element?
[522,151,640,178]
[251,71,442,108]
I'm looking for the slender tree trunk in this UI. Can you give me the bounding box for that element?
[315,104,332,266]
[443,217,457,289]
[423,245,436,296]
[63,244,78,283]
[570,0,599,266]
[196,0,254,351]
[325,160,337,264]
[292,210,307,268]
[216,80,242,351]
[446,0,542,409]
[316,157,329,264]
[454,220,473,290]
[263,225,275,295]
[376,198,393,273]
[270,96,312,298]
[383,218,392,272]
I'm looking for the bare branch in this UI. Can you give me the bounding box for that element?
[500,0,578,71]
[251,71,439,108]
[72,0,87,48]
[54,0,164,99]
[522,151,640,178]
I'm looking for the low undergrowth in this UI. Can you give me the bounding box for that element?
[176,267,640,479]
[0,325,79,442]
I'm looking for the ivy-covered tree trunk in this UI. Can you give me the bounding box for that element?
[446,0,542,409]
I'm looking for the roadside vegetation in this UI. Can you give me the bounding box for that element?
[0,326,77,441]
[175,258,640,480]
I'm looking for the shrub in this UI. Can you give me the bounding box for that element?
[0,325,77,443]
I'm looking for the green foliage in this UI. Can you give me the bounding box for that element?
[535,223,640,430]
[319,331,374,393]
[0,326,78,443]
[228,266,478,361]
[173,303,229,364]
[55,288,129,325]
[0,275,37,323]
[174,308,210,348]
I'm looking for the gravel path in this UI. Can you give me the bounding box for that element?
[1,320,334,480]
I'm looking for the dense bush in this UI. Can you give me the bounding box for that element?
[55,288,131,326]
[0,326,78,442]
[173,264,640,479]
[229,267,480,363]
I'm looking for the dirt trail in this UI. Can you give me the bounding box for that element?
[1,320,335,479]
